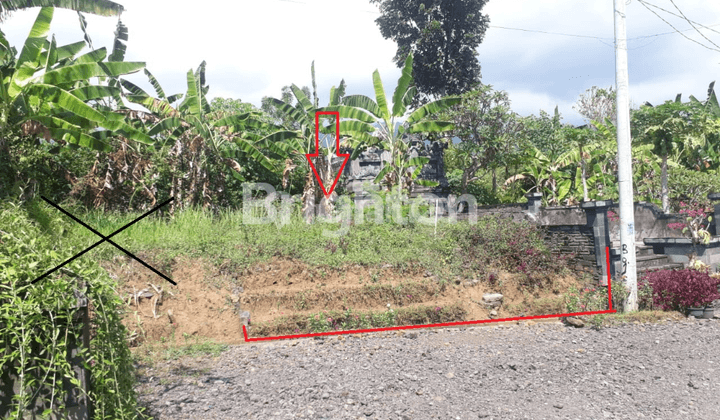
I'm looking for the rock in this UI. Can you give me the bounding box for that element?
[446,372,455,379]
[482,293,504,308]
[424,270,433,278]
[490,310,498,317]
[230,294,240,303]
[565,317,585,328]
[403,332,418,339]
[239,311,251,326]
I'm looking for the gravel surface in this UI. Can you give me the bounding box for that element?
[135,318,720,420]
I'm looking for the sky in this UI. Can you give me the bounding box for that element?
[2,0,720,126]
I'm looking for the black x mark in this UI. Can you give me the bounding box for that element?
[32,197,176,285]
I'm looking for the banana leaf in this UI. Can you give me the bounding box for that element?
[371,69,390,121]
[72,47,106,64]
[108,19,127,62]
[9,7,53,97]
[406,97,461,124]
[391,54,413,117]
[407,121,454,133]
[24,83,104,123]
[144,68,166,100]
[42,62,145,85]
[342,95,382,119]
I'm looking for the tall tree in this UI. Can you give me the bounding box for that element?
[439,85,524,194]
[573,86,616,126]
[632,98,705,213]
[370,0,490,105]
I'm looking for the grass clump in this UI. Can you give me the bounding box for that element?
[249,303,467,337]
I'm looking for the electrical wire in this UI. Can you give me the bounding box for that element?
[668,0,720,49]
[637,0,720,52]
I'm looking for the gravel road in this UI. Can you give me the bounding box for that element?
[135,317,720,420]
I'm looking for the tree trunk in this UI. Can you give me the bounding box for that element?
[491,167,497,195]
[580,145,588,202]
[661,154,669,213]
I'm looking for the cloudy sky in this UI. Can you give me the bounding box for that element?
[2,0,719,126]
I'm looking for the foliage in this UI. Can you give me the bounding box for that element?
[448,215,557,288]
[521,107,568,159]
[640,268,720,311]
[564,284,608,313]
[573,85,616,126]
[0,7,149,155]
[120,62,283,214]
[0,200,145,419]
[438,85,525,194]
[666,200,713,245]
[640,166,720,212]
[339,53,459,195]
[0,0,124,23]
[369,0,490,106]
[632,98,707,212]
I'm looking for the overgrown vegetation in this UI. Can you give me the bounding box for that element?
[0,200,146,419]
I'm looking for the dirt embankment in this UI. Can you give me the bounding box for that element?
[102,253,591,346]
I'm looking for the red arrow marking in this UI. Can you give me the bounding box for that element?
[306,111,349,198]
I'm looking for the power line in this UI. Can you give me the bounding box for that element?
[668,0,720,49]
[487,25,610,40]
[638,0,720,35]
[637,0,720,52]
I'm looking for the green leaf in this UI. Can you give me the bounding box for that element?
[406,97,461,124]
[322,105,377,124]
[72,47,107,64]
[391,53,413,117]
[0,0,124,16]
[9,7,54,97]
[182,68,202,117]
[407,156,430,168]
[416,179,439,187]
[342,95,382,119]
[374,164,393,184]
[119,79,150,97]
[108,19,128,62]
[42,62,145,85]
[148,117,182,136]
[372,69,390,121]
[24,84,104,123]
[290,84,314,114]
[43,35,58,71]
[69,85,120,101]
[407,121,454,134]
[144,68,166,100]
[267,98,310,127]
[338,120,375,134]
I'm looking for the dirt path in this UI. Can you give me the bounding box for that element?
[134,317,720,420]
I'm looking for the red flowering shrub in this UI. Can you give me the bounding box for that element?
[641,268,720,311]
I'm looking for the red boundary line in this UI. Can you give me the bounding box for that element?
[242,247,618,342]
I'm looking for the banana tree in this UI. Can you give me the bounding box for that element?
[504,146,578,205]
[0,0,124,23]
[121,61,291,213]
[264,62,372,220]
[687,81,720,171]
[0,7,151,157]
[335,53,460,196]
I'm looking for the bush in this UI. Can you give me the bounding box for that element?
[450,215,557,287]
[641,268,720,311]
[0,199,146,419]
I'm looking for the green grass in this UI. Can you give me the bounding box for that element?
[62,205,467,273]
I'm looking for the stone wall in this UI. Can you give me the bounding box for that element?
[544,225,602,280]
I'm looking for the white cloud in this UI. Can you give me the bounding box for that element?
[2,0,718,123]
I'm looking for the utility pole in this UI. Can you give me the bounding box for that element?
[614,0,638,311]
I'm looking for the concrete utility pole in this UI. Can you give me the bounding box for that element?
[613,0,638,311]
